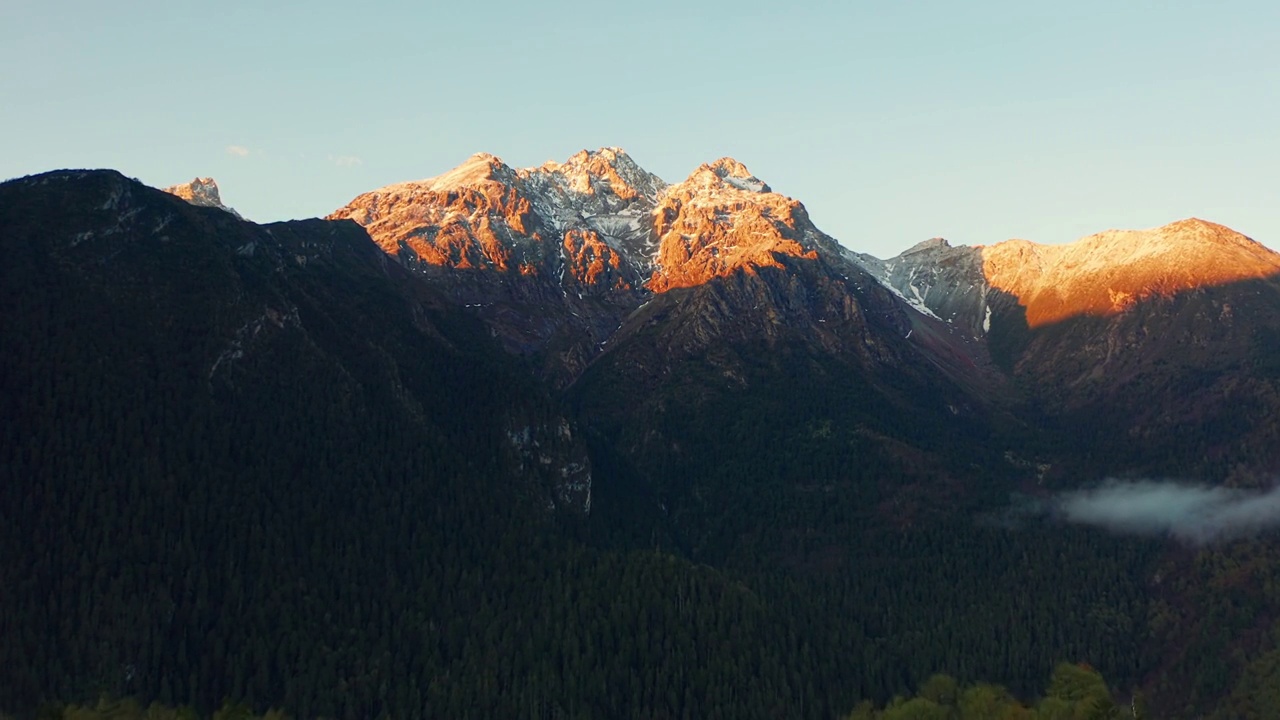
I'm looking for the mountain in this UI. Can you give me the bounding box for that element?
[7,155,1280,719]
[565,155,1026,569]
[855,217,1280,336]
[329,148,663,384]
[327,149,977,391]
[0,169,670,718]
[2,168,599,511]
[1,166,1091,720]
[329,149,1014,562]
[855,218,1280,477]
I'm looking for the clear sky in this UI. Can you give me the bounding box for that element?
[3,0,1278,257]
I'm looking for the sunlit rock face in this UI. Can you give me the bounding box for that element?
[330,149,662,291]
[163,177,242,218]
[331,149,861,321]
[980,218,1280,328]
[328,149,880,383]
[853,218,1280,338]
[647,158,844,292]
[331,147,1280,469]
[329,149,665,383]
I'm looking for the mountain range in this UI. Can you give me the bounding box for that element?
[4,149,1280,719]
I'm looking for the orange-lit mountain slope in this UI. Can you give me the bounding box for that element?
[647,158,844,291]
[327,149,883,382]
[982,218,1280,328]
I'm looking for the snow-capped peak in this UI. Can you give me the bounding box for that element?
[540,146,631,172]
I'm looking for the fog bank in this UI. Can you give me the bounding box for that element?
[1054,480,1280,544]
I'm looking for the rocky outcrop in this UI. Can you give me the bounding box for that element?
[504,415,593,514]
[163,177,241,218]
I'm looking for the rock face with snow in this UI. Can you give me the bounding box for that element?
[329,148,664,383]
[332,149,663,287]
[163,177,241,218]
[330,148,906,384]
[850,238,991,337]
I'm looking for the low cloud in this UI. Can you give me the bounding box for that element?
[329,155,363,167]
[1054,480,1280,544]
[226,145,250,157]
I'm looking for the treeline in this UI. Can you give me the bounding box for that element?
[843,663,1140,720]
[0,664,1138,720]
[2,698,286,720]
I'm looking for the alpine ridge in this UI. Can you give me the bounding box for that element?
[856,217,1280,334]
[856,215,1280,477]
[330,148,1280,437]
[982,217,1280,328]
[329,148,900,384]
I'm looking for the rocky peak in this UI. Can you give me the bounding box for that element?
[423,152,520,192]
[683,157,772,194]
[648,159,840,292]
[163,177,241,217]
[849,237,991,334]
[531,147,667,202]
[329,149,661,283]
[903,237,951,255]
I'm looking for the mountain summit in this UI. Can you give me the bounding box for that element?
[647,157,840,292]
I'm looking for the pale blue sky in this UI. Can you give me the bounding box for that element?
[3,0,1277,257]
